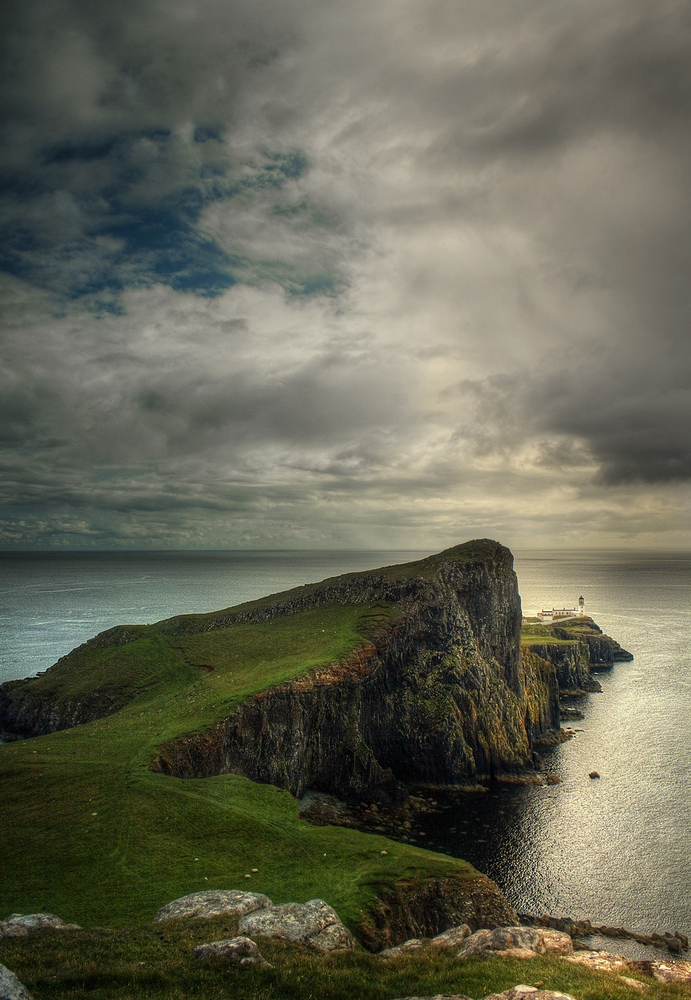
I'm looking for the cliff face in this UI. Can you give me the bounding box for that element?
[520,618,633,698]
[1,540,564,801]
[152,541,561,801]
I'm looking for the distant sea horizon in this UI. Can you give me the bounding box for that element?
[1,545,690,945]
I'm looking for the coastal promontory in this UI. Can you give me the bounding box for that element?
[0,540,629,949]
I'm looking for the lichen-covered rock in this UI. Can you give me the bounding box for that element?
[431,924,472,948]
[0,964,34,1000]
[482,989,577,1000]
[238,898,354,953]
[389,995,473,1000]
[379,938,426,958]
[0,914,80,938]
[153,889,271,923]
[457,926,573,959]
[193,935,272,967]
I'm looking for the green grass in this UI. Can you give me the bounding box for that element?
[0,602,476,932]
[1,920,688,1000]
[520,625,579,646]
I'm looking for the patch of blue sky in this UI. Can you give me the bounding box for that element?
[0,131,316,303]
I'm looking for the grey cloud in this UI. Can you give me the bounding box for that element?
[1,0,691,548]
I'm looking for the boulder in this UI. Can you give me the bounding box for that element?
[193,935,272,968]
[379,938,426,959]
[238,898,355,953]
[457,927,573,959]
[0,914,80,938]
[152,889,271,923]
[0,963,34,1000]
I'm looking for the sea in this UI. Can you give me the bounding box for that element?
[1,547,689,947]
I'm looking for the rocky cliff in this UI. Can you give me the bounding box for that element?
[1,540,564,801]
[520,618,633,695]
[149,540,561,801]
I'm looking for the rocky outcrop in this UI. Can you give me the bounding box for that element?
[567,952,691,984]
[357,873,519,951]
[522,643,591,692]
[152,541,561,802]
[456,926,573,959]
[0,680,129,741]
[521,618,632,698]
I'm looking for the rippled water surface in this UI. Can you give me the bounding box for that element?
[1,546,689,938]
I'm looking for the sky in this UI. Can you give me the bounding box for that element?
[1,0,690,551]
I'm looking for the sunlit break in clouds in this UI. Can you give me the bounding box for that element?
[1,0,690,550]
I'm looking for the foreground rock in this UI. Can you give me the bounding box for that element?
[193,935,272,968]
[0,964,34,1000]
[457,927,573,960]
[567,951,691,984]
[153,889,271,923]
[380,925,473,958]
[390,988,576,1000]
[0,914,81,938]
[238,898,355,953]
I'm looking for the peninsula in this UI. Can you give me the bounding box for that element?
[0,540,631,945]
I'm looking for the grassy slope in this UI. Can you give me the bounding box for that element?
[1,601,479,931]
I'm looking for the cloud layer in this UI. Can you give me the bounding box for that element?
[1,0,690,548]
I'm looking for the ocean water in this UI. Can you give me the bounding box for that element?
[419,549,691,947]
[0,549,426,684]
[1,547,689,942]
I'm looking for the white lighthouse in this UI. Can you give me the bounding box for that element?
[578,595,585,615]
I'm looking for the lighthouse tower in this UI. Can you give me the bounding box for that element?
[578,595,585,616]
